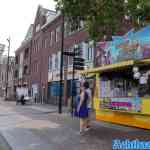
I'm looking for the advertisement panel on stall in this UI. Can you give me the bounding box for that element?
[94,26,150,114]
[81,26,150,129]
[100,97,141,113]
[95,26,150,67]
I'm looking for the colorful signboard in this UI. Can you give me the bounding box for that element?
[95,26,150,67]
[100,97,141,113]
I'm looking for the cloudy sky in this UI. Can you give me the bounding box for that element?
[0,0,56,56]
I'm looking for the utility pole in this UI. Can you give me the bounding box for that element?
[59,14,64,114]
[71,45,77,116]
[5,37,10,100]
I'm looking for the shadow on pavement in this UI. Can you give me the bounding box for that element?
[0,134,12,150]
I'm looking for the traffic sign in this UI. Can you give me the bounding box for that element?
[73,57,84,62]
[63,51,80,56]
[74,65,84,70]
[63,51,74,56]
[73,57,85,70]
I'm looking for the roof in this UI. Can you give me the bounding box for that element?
[37,5,57,29]
[21,24,33,45]
[16,5,58,52]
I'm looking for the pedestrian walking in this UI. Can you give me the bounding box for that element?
[20,95,25,105]
[76,84,89,134]
[84,81,92,130]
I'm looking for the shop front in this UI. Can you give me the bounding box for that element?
[81,60,150,129]
[47,70,64,105]
[81,26,150,129]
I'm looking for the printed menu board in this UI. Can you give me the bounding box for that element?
[100,97,141,113]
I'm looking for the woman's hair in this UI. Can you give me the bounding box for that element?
[83,81,89,89]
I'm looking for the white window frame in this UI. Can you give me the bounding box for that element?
[50,31,53,46]
[48,55,52,71]
[56,26,61,42]
[35,24,40,32]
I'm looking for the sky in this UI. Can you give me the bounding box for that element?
[0,0,56,56]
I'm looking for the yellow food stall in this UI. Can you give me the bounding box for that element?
[81,59,150,129]
[80,26,150,129]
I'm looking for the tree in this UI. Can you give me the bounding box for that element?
[54,0,150,41]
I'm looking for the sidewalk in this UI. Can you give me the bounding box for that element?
[0,101,149,150]
[0,134,11,150]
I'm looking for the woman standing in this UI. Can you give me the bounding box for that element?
[77,84,89,134]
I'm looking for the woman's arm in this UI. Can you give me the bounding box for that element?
[77,92,84,112]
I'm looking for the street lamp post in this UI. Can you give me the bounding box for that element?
[5,37,11,100]
[71,44,78,116]
[58,14,64,114]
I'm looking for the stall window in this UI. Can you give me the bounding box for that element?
[99,66,150,113]
[137,66,150,97]
[100,69,137,98]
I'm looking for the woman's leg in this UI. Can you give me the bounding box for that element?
[86,111,91,128]
[80,118,85,132]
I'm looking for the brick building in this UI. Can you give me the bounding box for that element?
[15,5,94,104]
[0,56,15,99]
[15,25,33,93]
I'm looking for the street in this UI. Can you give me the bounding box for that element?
[0,101,149,150]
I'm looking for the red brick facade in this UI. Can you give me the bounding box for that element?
[15,6,89,103]
[15,40,31,88]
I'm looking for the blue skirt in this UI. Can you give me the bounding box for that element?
[74,105,88,118]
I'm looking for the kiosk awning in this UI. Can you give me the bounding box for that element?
[80,60,134,74]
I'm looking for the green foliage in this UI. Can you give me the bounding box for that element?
[127,0,150,28]
[54,0,150,41]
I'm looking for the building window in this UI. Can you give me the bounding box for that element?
[50,31,55,46]
[64,22,68,37]
[48,56,52,71]
[64,19,84,37]
[1,72,4,81]
[37,39,40,52]
[43,37,49,49]
[87,44,93,61]
[15,56,19,64]
[52,54,55,70]
[43,38,46,49]
[34,39,39,53]
[83,41,94,61]
[24,48,29,59]
[34,40,37,53]
[35,40,37,52]
[33,41,35,53]
[67,47,73,67]
[52,53,59,70]
[32,63,37,73]
[23,65,28,75]
[56,26,61,42]
[57,51,61,69]
[50,32,52,46]
[55,54,58,69]
[35,24,40,32]
[68,56,73,67]
[36,63,38,73]
[33,63,35,72]
[32,64,34,73]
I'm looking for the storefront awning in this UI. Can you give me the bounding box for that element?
[80,60,134,74]
[136,58,150,65]
[80,58,150,74]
